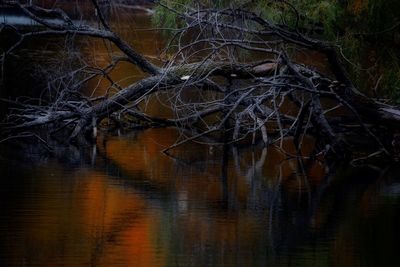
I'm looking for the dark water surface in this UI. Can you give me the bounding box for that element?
[1,130,400,267]
[1,8,400,267]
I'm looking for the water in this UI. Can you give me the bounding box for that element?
[1,7,400,267]
[1,130,399,266]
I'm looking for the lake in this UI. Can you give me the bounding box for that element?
[1,7,400,267]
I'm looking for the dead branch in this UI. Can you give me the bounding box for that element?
[1,1,400,161]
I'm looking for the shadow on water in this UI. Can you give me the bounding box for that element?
[0,128,399,266]
[1,6,400,267]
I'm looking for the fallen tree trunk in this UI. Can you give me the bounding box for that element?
[1,1,400,160]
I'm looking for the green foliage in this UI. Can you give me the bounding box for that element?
[254,1,341,38]
[355,0,400,32]
[152,0,187,29]
[154,1,341,37]
[340,0,400,102]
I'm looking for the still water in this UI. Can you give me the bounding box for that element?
[1,7,400,267]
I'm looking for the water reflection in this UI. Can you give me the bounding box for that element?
[1,128,399,266]
[0,8,63,26]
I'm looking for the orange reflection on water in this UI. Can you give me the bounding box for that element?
[6,126,397,267]
[77,170,165,267]
[4,126,328,266]
[3,165,165,266]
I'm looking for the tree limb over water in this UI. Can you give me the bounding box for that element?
[1,0,399,161]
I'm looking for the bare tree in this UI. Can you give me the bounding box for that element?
[1,0,399,161]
